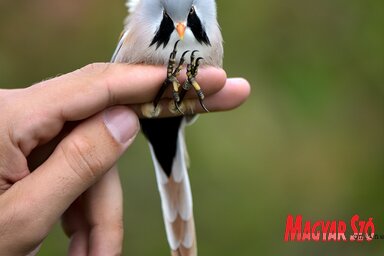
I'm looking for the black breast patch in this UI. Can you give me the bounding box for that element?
[140,116,183,177]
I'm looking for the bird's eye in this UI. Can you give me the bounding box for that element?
[189,6,195,15]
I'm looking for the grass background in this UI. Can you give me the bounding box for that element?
[0,0,383,255]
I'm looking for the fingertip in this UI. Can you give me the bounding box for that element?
[197,76,250,112]
[227,77,251,102]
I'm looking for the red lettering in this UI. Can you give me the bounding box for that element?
[328,221,337,241]
[350,214,359,241]
[302,221,311,241]
[321,221,330,241]
[312,221,321,241]
[337,221,347,241]
[365,218,375,242]
[284,215,302,241]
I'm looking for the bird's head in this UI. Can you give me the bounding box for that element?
[137,0,216,49]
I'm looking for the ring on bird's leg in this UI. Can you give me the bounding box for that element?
[178,79,192,104]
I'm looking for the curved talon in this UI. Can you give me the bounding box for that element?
[195,57,204,65]
[175,102,185,115]
[174,40,180,50]
[193,57,204,74]
[176,50,190,69]
[181,50,190,58]
[169,40,181,59]
[191,50,199,56]
[199,100,209,113]
[190,50,199,63]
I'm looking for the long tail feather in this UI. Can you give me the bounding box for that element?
[147,121,197,256]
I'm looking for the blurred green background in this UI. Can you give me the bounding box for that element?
[1,0,383,255]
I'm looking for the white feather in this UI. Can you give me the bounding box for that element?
[172,127,188,183]
[111,30,129,62]
[163,216,180,250]
[125,0,141,13]
[182,218,195,248]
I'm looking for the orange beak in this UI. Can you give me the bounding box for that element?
[176,23,186,40]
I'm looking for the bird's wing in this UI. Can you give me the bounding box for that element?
[113,0,138,62]
[111,30,129,62]
[125,0,141,13]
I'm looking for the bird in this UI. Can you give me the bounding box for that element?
[111,0,223,255]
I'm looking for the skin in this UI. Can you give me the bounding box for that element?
[0,63,250,255]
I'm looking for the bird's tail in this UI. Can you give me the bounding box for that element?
[147,122,197,256]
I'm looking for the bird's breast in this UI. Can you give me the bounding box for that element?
[117,27,222,67]
[152,30,214,65]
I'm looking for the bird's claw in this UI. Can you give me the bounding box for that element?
[152,41,208,116]
[180,53,209,112]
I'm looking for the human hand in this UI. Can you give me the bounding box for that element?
[0,63,250,255]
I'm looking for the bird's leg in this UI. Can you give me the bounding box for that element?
[152,40,189,115]
[178,50,198,103]
[153,40,179,108]
[180,50,209,112]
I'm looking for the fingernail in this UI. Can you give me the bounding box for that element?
[103,107,139,144]
[228,77,249,86]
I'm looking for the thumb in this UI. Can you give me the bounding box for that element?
[0,106,138,252]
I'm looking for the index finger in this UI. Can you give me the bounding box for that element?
[28,63,227,121]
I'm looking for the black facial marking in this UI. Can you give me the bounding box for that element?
[187,7,211,46]
[150,11,175,49]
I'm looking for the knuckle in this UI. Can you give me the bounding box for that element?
[74,63,117,105]
[61,136,105,182]
[104,76,117,105]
